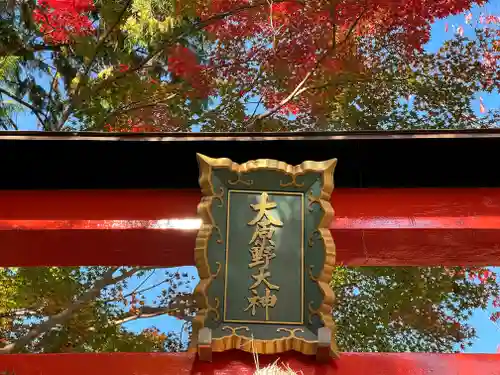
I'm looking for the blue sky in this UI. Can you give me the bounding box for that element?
[466,285,500,353]
[8,1,500,353]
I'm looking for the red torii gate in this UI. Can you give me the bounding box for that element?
[1,130,500,375]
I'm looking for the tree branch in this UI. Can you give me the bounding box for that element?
[200,67,264,128]
[245,95,264,126]
[105,273,175,305]
[126,269,156,297]
[55,0,300,130]
[247,5,367,129]
[56,0,134,130]
[85,0,134,79]
[93,94,178,130]
[0,87,46,127]
[0,308,39,319]
[110,292,196,326]
[0,267,148,354]
[0,43,67,58]
[44,72,61,130]
[199,0,303,25]
[91,0,297,97]
[5,116,18,130]
[112,305,193,326]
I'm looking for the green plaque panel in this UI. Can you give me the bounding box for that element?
[224,190,304,325]
[191,154,338,358]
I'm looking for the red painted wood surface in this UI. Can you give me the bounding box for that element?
[1,352,499,375]
[1,188,500,267]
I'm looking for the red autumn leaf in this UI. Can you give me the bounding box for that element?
[465,12,472,24]
[118,64,130,73]
[34,0,95,44]
[480,97,486,114]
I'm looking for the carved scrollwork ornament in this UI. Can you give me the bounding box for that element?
[228,172,253,186]
[280,173,305,188]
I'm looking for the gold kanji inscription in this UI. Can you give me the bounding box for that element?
[244,288,278,320]
[245,192,282,320]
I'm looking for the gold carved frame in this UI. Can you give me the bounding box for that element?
[191,154,338,357]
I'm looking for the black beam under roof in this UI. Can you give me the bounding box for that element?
[1,129,500,189]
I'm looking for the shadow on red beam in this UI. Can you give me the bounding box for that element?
[1,351,499,375]
[2,188,500,267]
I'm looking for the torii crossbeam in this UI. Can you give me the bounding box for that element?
[1,130,500,375]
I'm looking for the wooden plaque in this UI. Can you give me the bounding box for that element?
[191,154,338,359]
